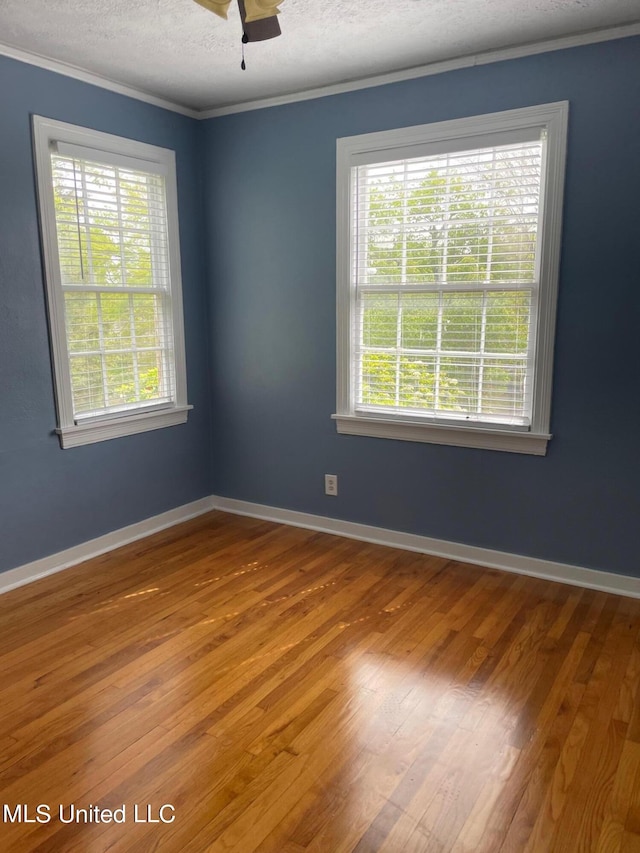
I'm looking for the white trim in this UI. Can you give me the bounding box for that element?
[335,102,567,164]
[36,115,182,163]
[2,494,639,599]
[57,405,193,448]
[209,496,640,599]
[32,116,191,448]
[1,24,639,119]
[532,103,568,432]
[199,23,640,117]
[0,42,198,118]
[332,414,550,455]
[0,497,215,596]
[55,140,171,175]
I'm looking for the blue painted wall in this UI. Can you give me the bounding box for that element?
[2,37,639,580]
[0,56,212,573]
[203,37,640,577]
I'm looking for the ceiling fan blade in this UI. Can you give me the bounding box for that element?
[192,0,232,19]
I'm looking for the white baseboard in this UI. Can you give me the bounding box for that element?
[209,495,640,600]
[3,493,639,600]
[0,496,215,595]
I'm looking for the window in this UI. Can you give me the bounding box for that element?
[334,102,568,455]
[32,116,191,448]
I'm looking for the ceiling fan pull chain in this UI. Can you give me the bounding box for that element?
[241,31,248,69]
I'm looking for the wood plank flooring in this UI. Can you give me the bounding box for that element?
[1,511,640,852]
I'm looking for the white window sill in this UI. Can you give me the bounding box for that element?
[332,414,550,455]
[56,405,193,448]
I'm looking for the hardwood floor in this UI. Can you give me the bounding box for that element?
[1,511,640,852]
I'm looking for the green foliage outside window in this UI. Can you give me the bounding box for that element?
[53,160,167,414]
[358,157,537,419]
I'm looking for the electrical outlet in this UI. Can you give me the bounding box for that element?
[324,474,338,496]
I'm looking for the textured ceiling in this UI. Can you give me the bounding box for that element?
[0,0,639,112]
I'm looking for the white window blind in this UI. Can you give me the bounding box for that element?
[51,150,176,420]
[351,135,544,428]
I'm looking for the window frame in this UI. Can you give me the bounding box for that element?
[334,102,569,455]
[32,116,191,448]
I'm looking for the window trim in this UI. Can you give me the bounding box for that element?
[334,102,569,455]
[32,116,191,448]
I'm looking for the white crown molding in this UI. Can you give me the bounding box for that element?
[0,496,215,595]
[2,493,639,599]
[200,23,640,118]
[0,41,199,118]
[1,23,638,120]
[208,496,640,600]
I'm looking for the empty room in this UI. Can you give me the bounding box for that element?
[1,1,640,850]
